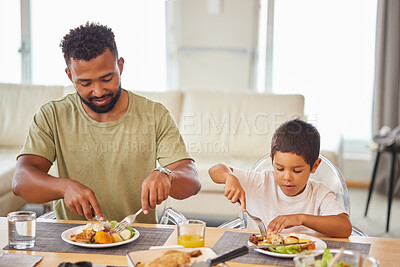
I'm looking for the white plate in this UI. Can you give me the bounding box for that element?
[248,234,327,258]
[127,247,228,267]
[61,225,140,248]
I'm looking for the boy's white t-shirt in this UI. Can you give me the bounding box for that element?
[232,168,348,234]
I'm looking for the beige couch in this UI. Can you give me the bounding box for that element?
[0,83,305,219]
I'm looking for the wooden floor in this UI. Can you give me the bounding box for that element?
[349,188,400,238]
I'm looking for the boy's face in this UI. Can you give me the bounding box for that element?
[272,151,321,196]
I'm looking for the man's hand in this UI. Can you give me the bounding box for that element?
[141,170,171,214]
[63,179,103,221]
[267,214,304,233]
[13,155,103,221]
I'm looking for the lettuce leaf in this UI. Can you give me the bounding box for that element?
[268,244,302,254]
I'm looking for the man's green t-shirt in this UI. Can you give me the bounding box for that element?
[18,90,191,223]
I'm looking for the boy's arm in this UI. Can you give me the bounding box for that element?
[208,164,247,211]
[267,213,352,238]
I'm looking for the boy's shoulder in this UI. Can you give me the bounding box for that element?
[233,168,275,183]
[307,179,335,194]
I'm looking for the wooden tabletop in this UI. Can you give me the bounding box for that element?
[1,217,399,266]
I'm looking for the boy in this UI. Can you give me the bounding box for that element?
[209,119,352,237]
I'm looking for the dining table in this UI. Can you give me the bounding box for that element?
[1,216,399,267]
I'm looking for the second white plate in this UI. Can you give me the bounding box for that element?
[61,225,140,248]
[248,234,327,258]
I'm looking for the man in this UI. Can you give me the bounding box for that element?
[12,22,201,223]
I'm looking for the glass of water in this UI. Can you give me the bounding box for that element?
[7,211,37,249]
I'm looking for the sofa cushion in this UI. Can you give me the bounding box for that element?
[0,191,27,216]
[0,147,20,196]
[0,147,27,215]
[179,91,304,159]
[0,83,64,147]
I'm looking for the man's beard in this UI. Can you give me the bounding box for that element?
[78,86,122,114]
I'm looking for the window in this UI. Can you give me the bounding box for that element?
[258,0,377,150]
[30,0,167,91]
[0,0,21,84]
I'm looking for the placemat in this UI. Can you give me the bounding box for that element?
[3,222,174,256]
[212,231,371,266]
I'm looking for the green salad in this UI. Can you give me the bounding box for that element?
[314,249,352,267]
[107,220,135,240]
[268,245,304,254]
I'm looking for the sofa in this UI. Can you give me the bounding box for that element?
[0,83,305,220]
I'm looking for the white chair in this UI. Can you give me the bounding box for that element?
[218,154,367,237]
[157,197,187,225]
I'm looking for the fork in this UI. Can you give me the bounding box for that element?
[114,208,143,234]
[245,210,267,236]
[236,201,267,236]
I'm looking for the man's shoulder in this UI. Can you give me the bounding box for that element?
[38,93,78,117]
[40,92,77,108]
[127,90,169,114]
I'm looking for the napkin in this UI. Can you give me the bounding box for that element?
[0,253,42,267]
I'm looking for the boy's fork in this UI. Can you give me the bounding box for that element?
[245,210,267,236]
[236,201,267,236]
[114,208,143,234]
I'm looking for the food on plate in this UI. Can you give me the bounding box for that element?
[249,230,315,254]
[135,249,202,267]
[70,221,135,244]
[94,230,114,244]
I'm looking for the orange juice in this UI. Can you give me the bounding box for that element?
[177,234,205,247]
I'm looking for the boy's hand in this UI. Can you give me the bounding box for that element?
[267,214,304,233]
[224,173,246,211]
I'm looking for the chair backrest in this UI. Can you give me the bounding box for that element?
[251,153,350,213]
[157,197,188,225]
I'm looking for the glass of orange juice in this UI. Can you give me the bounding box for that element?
[177,219,206,247]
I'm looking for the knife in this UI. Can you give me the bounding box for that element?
[191,246,249,267]
[191,241,316,267]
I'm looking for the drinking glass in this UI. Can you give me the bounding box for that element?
[293,249,379,267]
[7,211,37,249]
[177,219,206,247]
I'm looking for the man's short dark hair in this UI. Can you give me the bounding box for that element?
[271,119,320,168]
[60,22,118,67]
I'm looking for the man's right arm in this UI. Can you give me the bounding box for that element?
[13,155,62,203]
[12,155,103,220]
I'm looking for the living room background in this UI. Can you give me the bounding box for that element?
[0,0,378,182]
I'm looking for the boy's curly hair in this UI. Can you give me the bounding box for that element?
[271,119,320,169]
[60,22,118,67]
